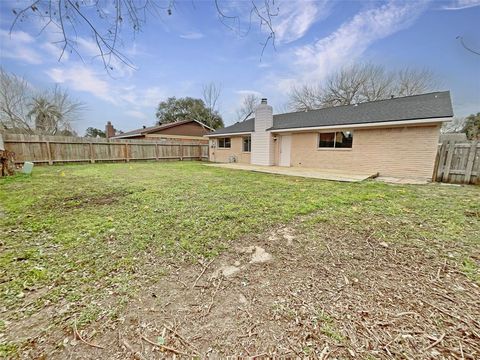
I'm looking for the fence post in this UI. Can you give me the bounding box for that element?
[107,138,112,160]
[89,143,95,163]
[124,143,129,162]
[45,141,53,165]
[155,142,159,161]
[464,140,478,184]
[180,144,184,161]
[443,141,456,182]
[436,142,447,181]
[432,144,441,182]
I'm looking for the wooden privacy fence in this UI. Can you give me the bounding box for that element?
[434,139,479,184]
[1,133,208,165]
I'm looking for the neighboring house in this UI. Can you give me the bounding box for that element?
[206,91,454,180]
[107,120,213,144]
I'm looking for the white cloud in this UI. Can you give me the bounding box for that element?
[126,110,148,119]
[45,62,167,108]
[141,87,166,107]
[442,0,480,10]
[180,32,204,40]
[41,42,70,61]
[274,0,330,43]
[46,65,115,103]
[45,62,167,115]
[67,37,137,77]
[214,0,328,43]
[76,37,99,56]
[236,89,262,97]
[286,1,429,86]
[0,29,43,64]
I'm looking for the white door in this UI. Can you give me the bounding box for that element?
[279,135,291,166]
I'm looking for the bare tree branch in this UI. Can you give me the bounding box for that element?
[0,68,84,135]
[441,117,466,134]
[456,36,480,56]
[9,0,278,73]
[202,82,222,127]
[236,93,260,121]
[288,63,440,112]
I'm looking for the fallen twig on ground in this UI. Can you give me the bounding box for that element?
[192,258,215,288]
[121,337,147,360]
[141,335,190,356]
[165,322,201,355]
[73,316,105,350]
[424,333,446,351]
[319,345,330,360]
[204,278,223,316]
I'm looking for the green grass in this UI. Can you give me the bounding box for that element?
[1,162,479,356]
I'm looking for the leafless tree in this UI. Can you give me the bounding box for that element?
[288,84,323,112]
[203,82,221,115]
[395,68,438,97]
[0,68,83,135]
[202,82,223,128]
[51,85,85,132]
[441,117,466,134]
[322,64,371,107]
[236,93,260,121]
[360,64,395,102]
[0,68,33,133]
[9,0,279,72]
[288,64,440,111]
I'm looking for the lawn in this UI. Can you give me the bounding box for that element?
[1,162,479,358]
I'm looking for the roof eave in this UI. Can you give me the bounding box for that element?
[268,117,453,132]
[205,131,253,137]
[110,133,142,139]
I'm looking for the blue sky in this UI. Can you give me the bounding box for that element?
[0,0,479,135]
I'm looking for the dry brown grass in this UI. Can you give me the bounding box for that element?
[28,219,479,359]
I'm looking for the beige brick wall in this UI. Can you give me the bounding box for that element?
[209,136,251,164]
[288,124,441,179]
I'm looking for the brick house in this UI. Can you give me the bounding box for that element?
[206,92,454,180]
[107,119,213,144]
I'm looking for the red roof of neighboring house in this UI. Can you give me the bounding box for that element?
[111,119,214,139]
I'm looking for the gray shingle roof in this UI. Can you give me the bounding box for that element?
[209,117,255,135]
[210,91,453,135]
[112,119,213,139]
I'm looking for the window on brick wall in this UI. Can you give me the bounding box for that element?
[318,131,353,149]
[243,136,251,152]
[218,137,231,148]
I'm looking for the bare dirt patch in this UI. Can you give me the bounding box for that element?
[13,217,478,359]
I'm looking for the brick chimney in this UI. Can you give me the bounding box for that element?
[251,98,274,166]
[105,121,115,138]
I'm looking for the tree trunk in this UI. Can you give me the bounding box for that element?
[0,150,16,176]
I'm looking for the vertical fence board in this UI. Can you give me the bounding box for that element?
[464,141,478,184]
[442,141,456,182]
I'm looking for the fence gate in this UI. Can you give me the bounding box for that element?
[434,140,479,184]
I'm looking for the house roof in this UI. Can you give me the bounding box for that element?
[209,91,453,136]
[111,119,214,139]
[208,118,255,136]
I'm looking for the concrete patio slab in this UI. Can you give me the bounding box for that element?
[375,176,429,185]
[205,163,377,182]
